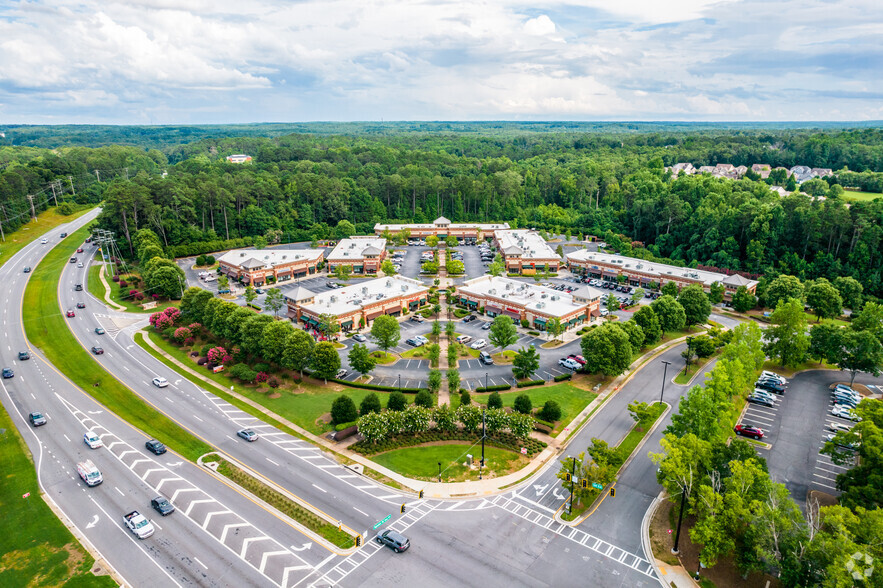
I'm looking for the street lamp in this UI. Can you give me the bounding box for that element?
[568,455,579,514]
[397,374,401,395]
[672,486,688,555]
[438,462,442,483]
[660,360,671,405]
[485,372,488,391]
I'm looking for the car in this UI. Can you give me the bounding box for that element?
[77,262,84,268]
[69,257,77,263]
[409,316,424,323]
[751,389,777,403]
[123,510,155,539]
[145,439,167,454]
[833,392,861,406]
[60,232,68,238]
[85,237,92,243]
[95,327,105,335]
[760,371,787,384]
[455,335,472,345]
[77,247,84,253]
[479,351,494,365]
[470,339,487,349]
[375,529,410,553]
[18,351,29,361]
[734,424,764,439]
[481,322,491,330]
[84,430,103,448]
[254,288,265,294]
[75,284,83,291]
[237,429,259,442]
[76,302,86,309]
[29,411,47,426]
[2,368,14,379]
[600,309,609,317]
[336,369,348,379]
[831,406,861,422]
[825,433,859,451]
[40,238,48,244]
[747,394,775,408]
[462,315,477,323]
[23,266,31,273]
[152,377,169,388]
[77,460,103,486]
[755,380,785,394]
[90,346,104,355]
[834,396,859,409]
[151,496,176,516]
[352,333,367,342]
[833,384,858,396]
[414,335,429,345]
[558,357,580,370]
[567,354,586,365]
[406,337,423,347]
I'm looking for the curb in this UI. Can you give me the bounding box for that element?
[642,491,672,588]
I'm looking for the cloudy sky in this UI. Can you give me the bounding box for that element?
[0,0,880,124]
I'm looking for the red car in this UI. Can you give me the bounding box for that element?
[568,354,586,365]
[66,309,76,318]
[90,346,104,355]
[734,424,764,440]
[77,248,84,253]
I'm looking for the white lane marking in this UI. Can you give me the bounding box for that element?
[353,506,369,517]
[63,434,71,442]
[311,484,327,493]
[193,557,207,569]
[193,415,203,422]
[114,486,125,497]
[266,458,280,466]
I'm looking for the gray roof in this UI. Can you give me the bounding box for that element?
[503,245,523,255]
[287,286,316,301]
[240,257,265,269]
[434,216,451,225]
[722,274,752,286]
[361,246,383,256]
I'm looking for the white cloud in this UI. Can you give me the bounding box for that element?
[523,15,556,36]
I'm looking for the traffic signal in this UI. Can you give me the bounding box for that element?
[581,479,588,489]
[355,536,361,547]
[610,487,616,497]
[564,473,572,482]
[401,503,406,513]
[419,490,424,499]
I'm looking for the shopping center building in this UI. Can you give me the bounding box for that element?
[373,216,510,240]
[457,276,602,331]
[325,237,387,274]
[285,275,429,332]
[565,250,758,299]
[494,230,561,274]
[218,248,324,286]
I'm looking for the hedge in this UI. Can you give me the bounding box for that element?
[533,417,555,429]
[334,420,358,431]
[247,302,262,310]
[168,236,254,258]
[533,421,554,434]
[350,429,547,457]
[516,379,546,388]
[553,373,572,382]
[327,378,426,394]
[474,384,512,393]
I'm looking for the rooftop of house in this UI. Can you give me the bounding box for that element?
[326,237,387,261]
[374,219,510,231]
[288,275,429,315]
[218,248,323,270]
[496,230,560,260]
[459,276,600,318]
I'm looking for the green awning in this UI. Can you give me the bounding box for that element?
[533,316,547,324]
[341,320,353,328]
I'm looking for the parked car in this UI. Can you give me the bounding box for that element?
[254,288,265,294]
[409,316,424,323]
[462,315,477,323]
[734,424,764,439]
[825,433,859,451]
[352,334,367,342]
[470,339,487,349]
[834,396,859,409]
[151,496,176,516]
[481,322,491,330]
[833,384,858,395]
[406,337,424,347]
[831,406,861,422]
[336,369,348,379]
[747,394,774,408]
[558,357,580,370]
[145,439,167,455]
[375,530,410,553]
[456,335,472,345]
[567,354,586,365]
[29,411,47,426]
[760,371,787,384]
[18,351,29,361]
[751,389,777,403]
[479,351,494,365]
[237,429,259,442]
[84,430,103,449]
[755,380,785,394]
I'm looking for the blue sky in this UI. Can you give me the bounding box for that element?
[0,0,880,124]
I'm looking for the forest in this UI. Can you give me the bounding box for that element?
[1,126,882,300]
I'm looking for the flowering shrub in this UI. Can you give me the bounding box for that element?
[432,404,457,432]
[188,322,202,331]
[267,377,279,388]
[507,413,533,439]
[152,293,160,300]
[162,307,181,322]
[129,289,139,297]
[255,371,270,384]
[135,292,145,300]
[206,346,227,365]
[111,275,120,282]
[456,405,482,433]
[401,405,431,434]
[184,337,195,346]
[356,412,387,444]
[149,310,174,330]
[172,326,192,342]
[483,408,509,436]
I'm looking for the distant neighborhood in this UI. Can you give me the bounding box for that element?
[667,163,833,182]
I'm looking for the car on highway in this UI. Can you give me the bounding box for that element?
[77,460,103,487]
[66,309,75,317]
[84,430,103,449]
[69,257,77,264]
[90,346,104,355]
[336,369,348,379]
[470,339,487,349]
[352,334,367,342]
[481,322,491,330]
[23,266,31,273]
[40,238,48,244]
[152,377,168,388]
[734,424,764,439]
[2,367,14,379]
[29,411,47,426]
[18,351,30,360]
[567,354,586,365]
[151,496,175,516]
[145,439,167,455]
[76,302,86,309]
[237,429,259,442]
[831,405,861,422]
[747,393,775,408]
[77,262,84,268]
[85,237,92,243]
[375,530,410,552]
[123,510,155,539]
[558,357,580,370]
[75,284,82,291]
[95,327,105,335]
[60,232,67,238]
[77,247,84,253]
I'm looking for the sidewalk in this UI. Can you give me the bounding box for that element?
[97,264,127,311]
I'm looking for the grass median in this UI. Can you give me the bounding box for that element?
[0,205,94,269]
[22,226,212,462]
[0,402,117,587]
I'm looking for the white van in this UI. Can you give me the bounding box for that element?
[77,460,103,486]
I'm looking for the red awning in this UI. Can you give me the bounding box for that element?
[365,310,383,321]
[485,305,502,314]
[590,309,602,317]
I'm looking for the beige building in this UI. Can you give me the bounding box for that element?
[326,237,387,274]
[565,250,758,299]
[494,230,561,274]
[218,248,323,286]
[374,216,510,240]
[286,275,429,332]
[457,276,602,331]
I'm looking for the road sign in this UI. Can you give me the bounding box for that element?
[520,447,527,455]
[22,492,30,498]
[373,515,391,530]
[592,482,603,490]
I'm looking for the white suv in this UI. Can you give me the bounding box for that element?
[152,377,169,388]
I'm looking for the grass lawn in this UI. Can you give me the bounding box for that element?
[471,382,598,437]
[842,190,882,202]
[400,347,428,360]
[0,403,117,588]
[491,350,517,364]
[371,444,528,482]
[23,226,212,462]
[0,205,94,270]
[674,355,716,385]
[802,312,850,327]
[87,264,178,313]
[370,350,397,364]
[761,359,837,378]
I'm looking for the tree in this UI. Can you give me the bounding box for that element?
[332,264,352,282]
[731,285,756,313]
[765,275,804,309]
[489,315,518,352]
[281,329,314,375]
[662,281,679,297]
[650,295,686,333]
[605,293,620,316]
[512,346,540,380]
[513,394,532,414]
[447,368,460,394]
[631,287,645,305]
[851,301,883,342]
[833,276,863,309]
[387,391,407,411]
[487,391,503,409]
[427,369,442,393]
[218,274,230,291]
[632,305,662,344]
[809,323,843,365]
[431,320,442,337]
[331,395,358,424]
[538,400,561,422]
[708,281,725,304]
[580,322,633,376]
[317,313,340,339]
[348,344,376,377]
[244,285,257,305]
[414,389,434,408]
[335,220,356,239]
[240,314,274,355]
[144,261,187,299]
[805,278,843,322]
[678,284,712,326]
[487,260,504,277]
[692,335,716,358]
[619,320,645,350]
[370,315,400,352]
[666,385,728,442]
[260,320,292,365]
[310,341,341,380]
[254,236,267,250]
[838,330,883,386]
[546,317,564,340]
[460,389,471,405]
[359,393,382,416]
[445,320,456,339]
[763,298,810,368]
[381,259,396,275]
[264,288,284,316]
[681,343,696,375]
[425,235,439,248]
[628,401,655,430]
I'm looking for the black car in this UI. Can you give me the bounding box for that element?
[60,232,68,238]
[23,266,31,273]
[462,315,477,323]
[145,439,167,455]
[747,394,775,408]
[18,351,30,361]
[75,284,83,291]
[29,412,47,426]
[756,380,786,394]
[151,496,175,516]
[2,367,13,379]
[375,530,410,552]
[76,302,86,309]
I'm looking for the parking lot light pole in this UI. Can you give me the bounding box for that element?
[672,486,687,555]
[397,374,401,395]
[660,360,671,404]
[438,462,442,483]
[479,408,486,480]
[568,456,577,514]
[485,372,488,390]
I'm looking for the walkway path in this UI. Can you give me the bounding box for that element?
[97,263,127,311]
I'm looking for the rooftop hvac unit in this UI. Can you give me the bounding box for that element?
[636,263,643,269]
[376,293,383,299]
[352,299,362,305]
[362,287,368,294]
[489,289,496,295]
[240,253,246,257]
[330,296,337,303]
[551,295,559,301]
[386,280,391,287]
[541,293,547,299]
[506,283,512,290]
[401,285,408,292]
[537,302,545,308]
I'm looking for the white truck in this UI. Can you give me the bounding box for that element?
[76,460,103,486]
[123,510,155,539]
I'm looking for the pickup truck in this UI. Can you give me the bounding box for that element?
[123,510,155,539]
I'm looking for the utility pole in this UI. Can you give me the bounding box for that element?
[50,181,58,207]
[69,176,76,197]
[27,194,36,222]
[568,457,577,514]
[479,408,486,480]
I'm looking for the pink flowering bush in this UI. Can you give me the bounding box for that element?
[184,336,195,346]
[129,289,139,297]
[111,275,120,283]
[255,371,270,384]
[173,327,192,342]
[135,292,145,300]
[268,377,279,388]
[188,322,202,331]
[207,346,227,365]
